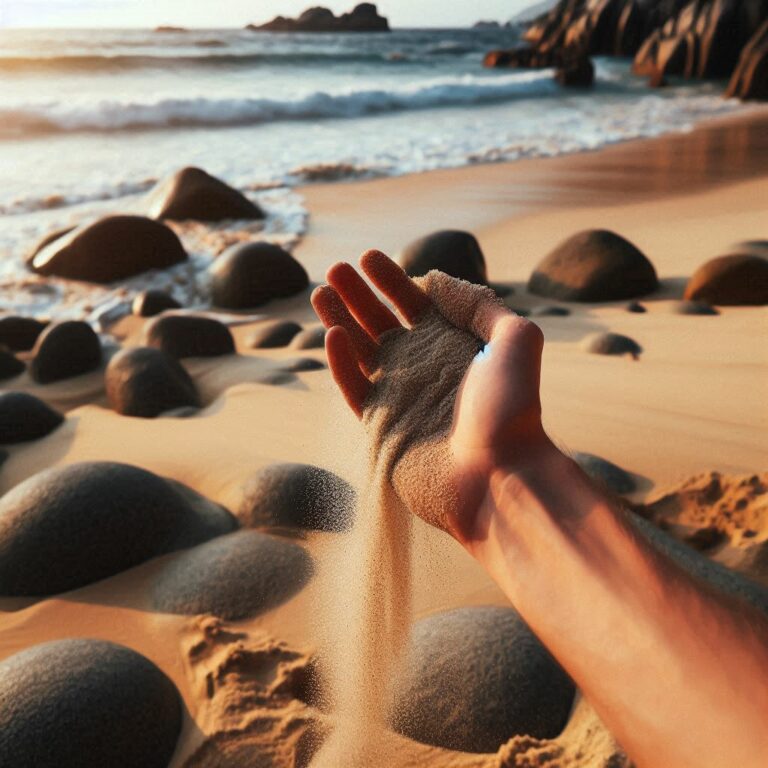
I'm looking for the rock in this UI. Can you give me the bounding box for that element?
[581,332,642,358]
[399,230,488,285]
[0,638,181,768]
[26,226,76,267]
[0,462,236,595]
[391,606,575,753]
[249,3,390,32]
[30,321,102,383]
[683,254,768,305]
[0,352,24,381]
[528,229,658,302]
[147,166,264,222]
[284,357,325,372]
[289,326,326,350]
[555,53,595,86]
[105,347,200,418]
[669,300,719,315]
[0,316,47,351]
[626,301,647,313]
[236,463,355,532]
[615,0,645,56]
[151,530,313,620]
[143,315,235,358]
[0,392,64,444]
[155,25,187,32]
[573,452,637,494]
[727,20,768,99]
[529,305,571,317]
[28,215,187,284]
[210,242,309,309]
[248,320,303,349]
[132,290,181,317]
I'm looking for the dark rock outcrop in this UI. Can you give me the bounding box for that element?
[555,50,595,85]
[248,320,303,349]
[0,392,64,444]
[399,230,488,285]
[210,242,309,309]
[581,331,642,358]
[0,639,182,768]
[147,166,264,222]
[683,253,768,305]
[132,290,181,317]
[105,347,200,418]
[528,229,658,302]
[0,352,24,381]
[391,606,575,753]
[727,20,768,101]
[0,461,236,595]
[0,316,47,351]
[143,315,236,358]
[249,3,389,33]
[30,321,102,383]
[28,215,187,284]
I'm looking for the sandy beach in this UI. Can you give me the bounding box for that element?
[0,104,767,767]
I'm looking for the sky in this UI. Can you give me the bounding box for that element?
[0,0,534,29]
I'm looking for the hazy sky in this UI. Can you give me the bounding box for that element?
[0,1,533,29]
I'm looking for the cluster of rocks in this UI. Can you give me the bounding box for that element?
[248,3,389,33]
[485,0,768,100]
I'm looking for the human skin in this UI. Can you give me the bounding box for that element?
[312,250,768,768]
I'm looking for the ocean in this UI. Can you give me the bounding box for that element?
[0,25,751,323]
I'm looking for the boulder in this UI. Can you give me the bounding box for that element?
[399,230,488,285]
[236,462,355,532]
[626,301,647,313]
[581,331,642,358]
[250,3,389,32]
[669,300,719,315]
[0,461,236,595]
[615,0,645,56]
[210,242,309,309]
[132,290,181,317]
[0,638,181,768]
[0,316,47,351]
[28,215,187,284]
[391,606,575,753]
[30,321,102,383]
[0,352,24,381]
[727,20,768,100]
[143,315,235,358]
[289,326,326,350]
[573,452,637,494]
[0,392,64,444]
[683,254,768,305]
[105,347,200,418]
[151,530,313,620]
[555,53,595,86]
[146,166,264,222]
[528,229,658,302]
[248,320,303,349]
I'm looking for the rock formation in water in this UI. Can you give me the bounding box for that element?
[248,3,389,33]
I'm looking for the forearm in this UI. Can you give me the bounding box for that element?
[469,446,768,768]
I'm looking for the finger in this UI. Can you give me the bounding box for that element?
[311,285,377,373]
[327,261,401,340]
[325,326,371,418]
[359,249,431,325]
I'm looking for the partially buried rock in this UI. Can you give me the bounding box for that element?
[573,452,636,495]
[30,321,102,383]
[289,326,326,350]
[529,305,571,317]
[626,301,647,313]
[147,166,264,222]
[28,215,187,284]
[144,315,235,358]
[683,254,768,305]
[581,332,642,359]
[391,606,574,753]
[248,320,303,349]
[669,300,719,315]
[151,530,312,620]
[210,242,309,309]
[0,352,24,381]
[237,462,355,532]
[132,290,181,317]
[0,316,47,351]
[284,357,325,372]
[529,229,658,302]
[106,347,200,418]
[399,230,487,285]
[0,638,181,768]
[0,461,236,595]
[0,392,64,444]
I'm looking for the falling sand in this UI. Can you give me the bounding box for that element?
[313,272,507,765]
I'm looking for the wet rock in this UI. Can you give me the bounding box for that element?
[391,606,575,753]
[0,461,236,595]
[555,52,595,86]
[210,242,310,309]
[399,230,487,285]
[28,215,187,284]
[147,166,264,222]
[248,320,303,349]
[236,462,355,532]
[289,326,326,350]
[132,290,182,317]
[30,321,102,383]
[683,254,768,305]
[143,315,235,358]
[106,347,200,418]
[0,638,181,768]
[0,316,48,351]
[573,452,637,494]
[669,300,719,315]
[581,332,642,358]
[0,352,24,381]
[151,530,313,620]
[529,229,658,302]
[0,392,64,444]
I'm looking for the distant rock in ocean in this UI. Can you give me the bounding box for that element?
[248,3,389,33]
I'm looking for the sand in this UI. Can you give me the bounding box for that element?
[0,110,766,767]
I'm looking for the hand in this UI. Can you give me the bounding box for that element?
[312,250,554,547]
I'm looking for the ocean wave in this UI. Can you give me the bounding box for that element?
[0,73,558,138]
